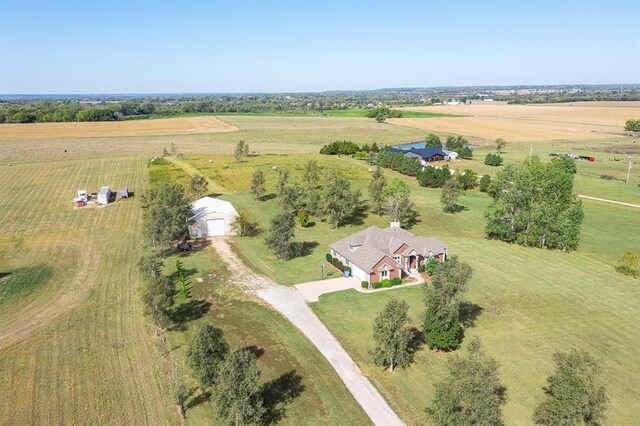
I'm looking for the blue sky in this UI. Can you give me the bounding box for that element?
[0,0,638,93]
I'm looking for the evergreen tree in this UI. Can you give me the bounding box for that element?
[142,183,192,249]
[215,349,265,426]
[277,168,289,197]
[234,140,249,162]
[186,323,229,388]
[479,174,492,192]
[265,210,296,259]
[250,169,266,200]
[369,299,413,371]
[423,256,472,350]
[426,337,505,426]
[533,349,608,426]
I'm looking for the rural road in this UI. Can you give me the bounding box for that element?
[578,195,640,209]
[211,238,404,426]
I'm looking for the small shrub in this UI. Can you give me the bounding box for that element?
[484,153,503,166]
[600,174,615,180]
[361,280,369,289]
[390,277,403,286]
[616,251,640,278]
[326,253,332,263]
[371,281,382,289]
[380,279,392,288]
[337,260,343,271]
[332,258,338,267]
[425,258,441,276]
[479,174,492,192]
[297,208,310,227]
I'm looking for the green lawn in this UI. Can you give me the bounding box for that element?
[0,265,53,307]
[162,248,370,425]
[172,151,639,425]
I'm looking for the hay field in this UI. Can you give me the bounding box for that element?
[389,101,640,142]
[0,115,428,163]
[0,158,178,424]
[0,115,238,141]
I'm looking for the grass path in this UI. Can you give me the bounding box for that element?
[165,156,227,194]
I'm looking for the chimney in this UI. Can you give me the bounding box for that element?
[390,221,401,229]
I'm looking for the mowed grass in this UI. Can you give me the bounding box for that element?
[0,158,179,424]
[171,152,640,424]
[160,249,369,425]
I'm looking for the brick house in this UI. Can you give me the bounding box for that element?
[329,223,448,284]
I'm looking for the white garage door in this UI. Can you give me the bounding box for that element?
[206,218,225,236]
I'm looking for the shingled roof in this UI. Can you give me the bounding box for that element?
[329,225,448,273]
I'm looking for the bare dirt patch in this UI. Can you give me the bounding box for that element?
[389,101,640,142]
[0,115,238,141]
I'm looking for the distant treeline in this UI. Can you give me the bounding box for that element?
[507,91,640,104]
[2,87,640,123]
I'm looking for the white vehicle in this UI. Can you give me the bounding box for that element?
[77,190,87,202]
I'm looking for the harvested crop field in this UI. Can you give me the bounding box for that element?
[389,101,640,142]
[0,115,238,141]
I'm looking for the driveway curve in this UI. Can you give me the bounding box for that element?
[210,238,404,426]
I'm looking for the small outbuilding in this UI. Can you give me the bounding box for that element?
[188,196,239,238]
[97,186,111,205]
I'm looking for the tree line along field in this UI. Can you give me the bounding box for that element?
[160,151,640,425]
[0,158,179,424]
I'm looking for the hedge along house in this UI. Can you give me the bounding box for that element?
[329,223,448,284]
[188,196,239,238]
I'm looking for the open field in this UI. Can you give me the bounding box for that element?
[0,115,428,163]
[157,248,369,425]
[320,109,455,118]
[164,151,640,424]
[388,101,640,142]
[0,158,179,424]
[0,115,238,141]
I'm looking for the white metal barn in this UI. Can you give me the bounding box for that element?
[188,197,239,238]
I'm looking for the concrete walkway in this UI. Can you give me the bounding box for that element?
[210,238,404,426]
[578,195,640,209]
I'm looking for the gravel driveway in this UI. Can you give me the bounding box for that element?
[210,238,404,426]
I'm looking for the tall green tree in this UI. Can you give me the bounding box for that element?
[302,160,319,188]
[368,166,387,214]
[250,169,266,200]
[425,133,442,148]
[423,256,472,350]
[441,179,464,213]
[495,138,507,152]
[186,322,229,388]
[382,178,419,228]
[426,337,505,426]
[215,349,265,426]
[485,156,584,250]
[189,174,208,199]
[533,349,608,425]
[234,140,249,162]
[321,174,361,228]
[369,299,413,371]
[265,210,296,259]
[142,183,192,249]
[277,168,289,197]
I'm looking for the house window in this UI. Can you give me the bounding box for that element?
[393,255,401,264]
[380,267,389,280]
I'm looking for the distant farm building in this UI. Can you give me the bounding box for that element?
[188,196,239,238]
[389,147,447,164]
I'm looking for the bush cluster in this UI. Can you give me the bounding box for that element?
[319,140,361,155]
[418,258,441,276]
[446,135,473,159]
[370,277,403,289]
[326,253,351,274]
[377,150,422,176]
[417,166,451,188]
[479,174,492,192]
[624,118,640,131]
[484,153,503,166]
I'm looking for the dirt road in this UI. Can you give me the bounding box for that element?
[210,238,404,426]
